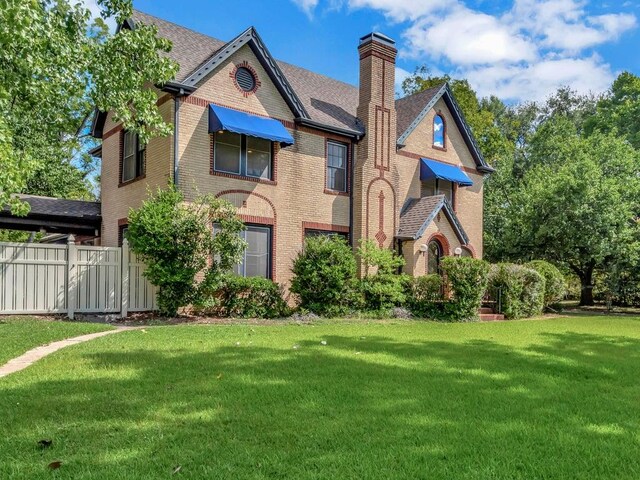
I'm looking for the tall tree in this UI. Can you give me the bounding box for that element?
[585,72,640,149]
[502,117,640,305]
[0,0,178,214]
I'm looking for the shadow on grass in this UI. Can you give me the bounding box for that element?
[1,331,639,479]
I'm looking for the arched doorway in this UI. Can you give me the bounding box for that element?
[427,239,443,275]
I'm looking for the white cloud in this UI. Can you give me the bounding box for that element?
[404,6,537,65]
[395,66,412,92]
[463,55,614,102]
[289,0,638,102]
[290,0,321,17]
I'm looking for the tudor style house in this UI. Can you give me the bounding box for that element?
[91,11,493,292]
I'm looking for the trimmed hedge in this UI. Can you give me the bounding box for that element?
[488,263,545,319]
[407,274,443,318]
[441,257,491,321]
[407,257,490,322]
[525,260,566,308]
[195,275,289,319]
[290,235,360,316]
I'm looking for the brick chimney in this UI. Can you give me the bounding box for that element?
[353,32,398,258]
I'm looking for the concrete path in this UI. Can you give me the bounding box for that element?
[0,327,136,378]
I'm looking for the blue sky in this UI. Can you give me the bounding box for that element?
[131,0,640,103]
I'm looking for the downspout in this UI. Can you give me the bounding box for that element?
[349,139,356,247]
[173,90,184,186]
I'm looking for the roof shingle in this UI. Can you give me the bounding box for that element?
[132,10,432,137]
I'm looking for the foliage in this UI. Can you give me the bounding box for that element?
[0,0,178,213]
[194,274,289,319]
[525,260,567,308]
[440,257,491,321]
[357,239,407,311]
[290,235,359,316]
[406,274,443,318]
[488,264,544,319]
[126,185,245,317]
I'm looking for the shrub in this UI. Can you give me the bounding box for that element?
[357,239,407,311]
[407,274,444,318]
[194,275,289,319]
[127,185,245,317]
[525,260,567,308]
[488,263,545,319]
[290,235,359,316]
[440,256,491,321]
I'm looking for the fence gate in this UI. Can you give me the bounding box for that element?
[0,237,156,317]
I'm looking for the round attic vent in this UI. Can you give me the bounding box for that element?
[235,67,256,92]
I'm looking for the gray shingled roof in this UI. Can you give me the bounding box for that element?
[9,195,101,220]
[132,10,428,137]
[395,85,444,139]
[397,195,469,244]
[397,196,445,240]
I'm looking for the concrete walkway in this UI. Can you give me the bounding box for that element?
[0,327,136,378]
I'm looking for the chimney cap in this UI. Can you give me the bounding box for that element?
[359,32,395,48]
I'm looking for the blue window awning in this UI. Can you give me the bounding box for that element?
[420,158,473,187]
[208,104,294,146]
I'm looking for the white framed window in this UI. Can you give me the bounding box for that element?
[213,133,272,180]
[433,114,445,148]
[421,178,455,205]
[214,224,272,279]
[326,141,347,192]
[122,130,145,183]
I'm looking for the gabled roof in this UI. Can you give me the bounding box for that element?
[397,83,494,173]
[130,10,363,136]
[396,195,469,245]
[93,10,492,173]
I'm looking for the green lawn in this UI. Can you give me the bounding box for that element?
[0,317,113,365]
[1,316,639,479]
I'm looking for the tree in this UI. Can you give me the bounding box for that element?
[501,118,640,305]
[126,185,246,317]
[585,72,640,149]
[0,0,178,214]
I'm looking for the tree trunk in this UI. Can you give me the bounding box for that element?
[578,265,595,306]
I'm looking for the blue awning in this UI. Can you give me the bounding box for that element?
[208,104,294,146]
[420,158,473,187]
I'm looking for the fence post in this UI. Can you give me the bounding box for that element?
[67,235,77,320]
[121,239,129,319]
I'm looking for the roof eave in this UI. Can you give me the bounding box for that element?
[295,118,364,140]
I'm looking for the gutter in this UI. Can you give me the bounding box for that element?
[295,118,364,141]
[349,139,356,247]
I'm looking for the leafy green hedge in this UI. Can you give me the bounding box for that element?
[407,274,443,318]
[441,257,491,321]
[488,264,545,319]
[194,275,289,319]
[407,257,489,321]
[525,260,566,308]
[290,235,360,316]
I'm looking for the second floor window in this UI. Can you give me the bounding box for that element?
[326,141,347,192]
[213,131,272,180]
[433,114,445,149]
[122,130,145,183]
[422,178,455,205]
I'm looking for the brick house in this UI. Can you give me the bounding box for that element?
[91,11,494,293]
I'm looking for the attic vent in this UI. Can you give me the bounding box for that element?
[235,67,256,92]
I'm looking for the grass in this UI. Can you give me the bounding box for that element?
[0,317,113,365]
[1,315,639,479]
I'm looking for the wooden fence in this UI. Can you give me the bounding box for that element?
[0,237,156,318]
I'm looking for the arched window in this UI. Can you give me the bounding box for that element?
[433,114,445,148]
[427,240,443,275]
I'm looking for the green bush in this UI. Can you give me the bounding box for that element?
[357,239,407,311]
[290,235,359,316]
[488,263,545,319]
[407,274,443,318]
[440,256,491,321]
[126,185,245,317]
[525,260,567,308]
[194,275,289,319]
